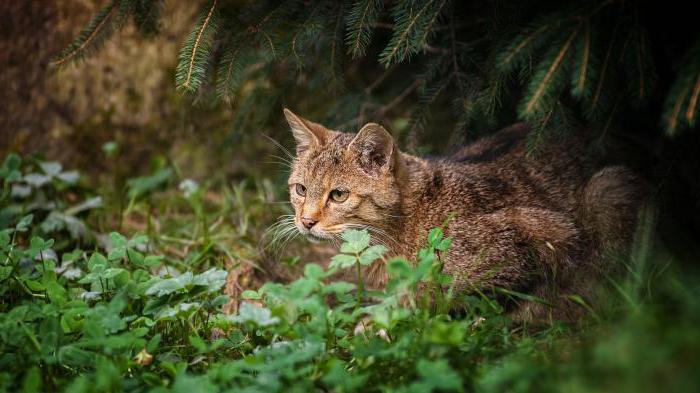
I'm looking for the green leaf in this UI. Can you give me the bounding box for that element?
[88,252,109,271]
[0,266,12,281]
[387,258,411,278]
[228,302,280,327]
[359,245,387,265]
[0,230,10,247]
[192,268,228,292]
[108,247,126,261]
[64,197,101,216]
[303,263,325,279]
[330,254,357,270]
[109,232,127,248]
[436,237,452,251]
[21,366,41,393]
[46,280,68,306]
[143,255,163,267]
[23,173,50,187]
[15,214,33,232]
[102,268,127,279]
[340,229,370,253]
[415,359,462,391]
[428,227,443,245]
[323,281,356,295]
[108,233,128,260]
[241,290,261,300]
[126,168,173,200]
[127,235,149,247]
[147,333,162,352]
[39,161,63,177]
[2,153,21,172]
[146,272,193,296]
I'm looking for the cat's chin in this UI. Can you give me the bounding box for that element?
[305,233,331,243]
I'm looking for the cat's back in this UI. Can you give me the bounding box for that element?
[431,124,598,215]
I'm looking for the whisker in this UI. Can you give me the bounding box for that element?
[262,133,296,161]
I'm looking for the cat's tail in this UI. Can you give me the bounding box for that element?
[579,166,647,262]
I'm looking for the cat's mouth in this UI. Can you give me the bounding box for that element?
[298,226,335,243]
[305,233,329,243]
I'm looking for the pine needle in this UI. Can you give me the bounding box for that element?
[662,38,700,135]
[685,71,700,124]
[667,86,690,135]
[573,23,590,97]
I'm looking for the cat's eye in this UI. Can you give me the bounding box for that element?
[295,183,306,197]
[329,189,349,203]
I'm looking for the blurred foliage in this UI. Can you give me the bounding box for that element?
[1,153,700,392]
[2,1,700,391]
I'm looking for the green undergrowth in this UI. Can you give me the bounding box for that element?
[1,153,699,393]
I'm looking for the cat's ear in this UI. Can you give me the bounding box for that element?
[348,123,395,176]
[283,108,328,155]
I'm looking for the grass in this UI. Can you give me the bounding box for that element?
[0,152,699,393]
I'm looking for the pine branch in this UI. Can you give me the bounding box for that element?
[408,57,449,147]
[586,24,620,119]
[176,0,220,93]
[345,0,384,58]
[290,2,325,70]
[51,0,120,67]
[525,100,575,155]
[379,0,448,67]
[415,0,447,52]
[623,22,655,104]
[475,70,506,126]
[663,37,700,135]
[227,86,279,144]
[495,24,551,74]
[327,2,347,92]
[216,36,254,103]
[126,0,164,36]
[519,26,579,119]
[249,1,300,60]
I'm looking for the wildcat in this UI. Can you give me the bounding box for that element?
[282,108,645,321]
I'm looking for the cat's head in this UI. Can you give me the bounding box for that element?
[283,109,403,241]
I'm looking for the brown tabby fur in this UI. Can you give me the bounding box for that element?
[282,109,645,321]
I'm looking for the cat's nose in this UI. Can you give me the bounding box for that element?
[301,216,318,229]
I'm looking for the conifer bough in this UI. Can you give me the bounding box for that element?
[54,0,699,141]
